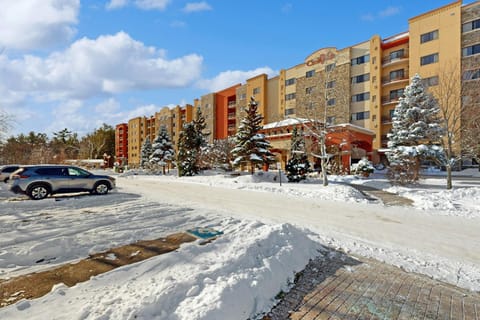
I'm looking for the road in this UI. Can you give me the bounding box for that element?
[120,177,480,267]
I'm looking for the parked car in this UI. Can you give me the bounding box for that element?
[0,165,20,183]
[9,165,116,200]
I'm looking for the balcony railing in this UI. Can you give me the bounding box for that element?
[227,101,236,107]
[381,74,409,85]
[228,113,236,119]
[381,96,401,105]
[381,116,393,124]
[382,53,408,65]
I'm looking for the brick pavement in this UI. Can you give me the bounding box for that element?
[266,252,480,320]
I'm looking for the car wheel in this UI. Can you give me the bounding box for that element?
[28,184,50,200]
[93,182,109,195]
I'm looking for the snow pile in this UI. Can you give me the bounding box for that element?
[0,220,322,320]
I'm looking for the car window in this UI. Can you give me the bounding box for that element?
[35,168,65,176]
[67,167,90,177]
[3,166,19,173]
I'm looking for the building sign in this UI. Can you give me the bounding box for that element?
[305,50,336,67]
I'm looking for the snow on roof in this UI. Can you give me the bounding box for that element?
[262,118,308,129]
[383,31,409,43]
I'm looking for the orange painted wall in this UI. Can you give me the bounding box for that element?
[215,85,240,139]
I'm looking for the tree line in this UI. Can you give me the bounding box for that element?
[0,124,115,165]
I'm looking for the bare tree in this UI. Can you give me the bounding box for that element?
[430,62,480,188]
[294,56,350,186]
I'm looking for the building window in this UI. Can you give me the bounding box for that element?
[462,19,480,33]
[420,30,439,43]
[326,116,336,125]
[462,44,480,57]
[352,92,370,102]
[327,98,336,106]
[389,89,404,100]
[285,78,296,86]
[463,68,480,80]
[422,76,439,87]
[285,93,296,101]
[351,54,370,65]
[239,94,246,100]
[325,63,335,72]
[285,108,295,116]
[351,73,370,84]
[326,80,336,88]
[389,69,405,81]
[305,86,314,94]
[253,87,260,94]
[420,53,439,65]
[351,111,370,121]
[306,70,315,78]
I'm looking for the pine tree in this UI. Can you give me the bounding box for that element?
[140,137,153,169]
[193,107,210,170]
[232,96,275,174]
[386,74,445,184]
[285,127,310,182]
[149,126,175,174]
[176,122,200,176]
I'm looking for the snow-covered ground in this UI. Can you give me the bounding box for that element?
[0,169,479,319]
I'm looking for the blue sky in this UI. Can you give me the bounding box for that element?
[0,0,473,137]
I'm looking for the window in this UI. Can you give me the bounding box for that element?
[352,92,370,102]
[420,30,439,43]
[462,19,480,33]
[390,49,405,60]
[351,111,370,121]
[285,78,296,86]
[285,108,295,116]
[325,63,335,72]
[285,93,296,101]
[389,69,405,81]
[422,76,439,87]
[420,53,439,65]
[306,70,315,78]
[253,87,260,94]
[326,116,336,125]
[462,44,480,57]
[326,80,336,88]
[351,73,370,84]
[327,98,336,106]
[305,86,314,94]
[463,68,480,80]
[351,54,370,65]
[389,89,404,100]
[239,94,246,100]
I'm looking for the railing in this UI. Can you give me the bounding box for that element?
[381,74,409,85]
[381,116,393,124]
[382,53,408,65]
[227,101,236,107]
[381,96,401,105]
[228,113,236,119]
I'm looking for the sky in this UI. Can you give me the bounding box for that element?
[0,170,479,318]
[0,0,475,137]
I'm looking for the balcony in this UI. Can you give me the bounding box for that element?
[381,116,393,124]
[228,113,236,120]
[381,96,401,105]
[227,101,236,109]
[382,53,408,66]
[381,74,409,86]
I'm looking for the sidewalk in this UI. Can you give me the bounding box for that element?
[266,251,480,320]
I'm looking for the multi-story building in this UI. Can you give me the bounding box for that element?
[115,123,128,165]
[116,0,479,168]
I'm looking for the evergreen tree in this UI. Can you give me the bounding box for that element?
[193,107,210,170]
[140,137,153,169]
[149,126,175,174]
[285,127,310,182]
[386,74,445,184]
[177,122,200,176]
[232,97,275,174]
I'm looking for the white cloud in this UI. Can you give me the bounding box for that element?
[125,104,160,119]
[105,0,128,10]
[361,6,401,22]
[170,20,187,28]
[379,6,401,18]
[0,0,79,50]
[135,0,170,10]
[182,2,212,13]
[196,67,277,92]
[95,98,120,114]
[0,32,203,100]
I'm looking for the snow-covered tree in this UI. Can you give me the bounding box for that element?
[232,97,275,174]
[285,127,310,182]
[386,74,445,184]
[176,122,200,176]
[149,126,175,174]
[202,138,236,171]
[140,137,153,169]
[193,107,210,170]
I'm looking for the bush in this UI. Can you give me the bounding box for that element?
[351,157,374,176]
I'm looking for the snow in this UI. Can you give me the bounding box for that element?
[0,168,479,319]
